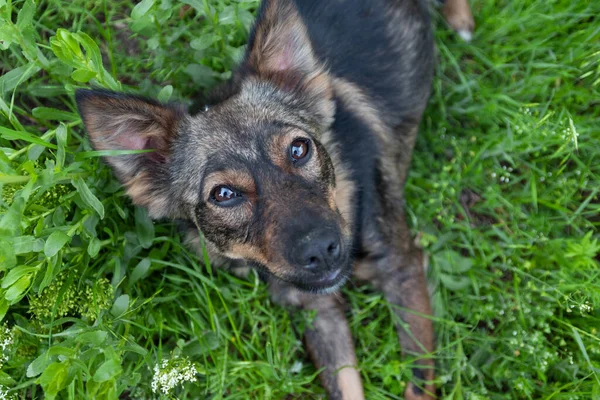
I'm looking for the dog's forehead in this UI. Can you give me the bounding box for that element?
[171,99,295,206]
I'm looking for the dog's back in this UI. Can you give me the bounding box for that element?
[292,0,434,126]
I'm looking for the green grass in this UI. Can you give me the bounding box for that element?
[1,0,599,398]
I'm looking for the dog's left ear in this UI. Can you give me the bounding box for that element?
[246,0,334,129]
[76,89,185,219]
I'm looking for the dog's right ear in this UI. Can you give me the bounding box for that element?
[245,0,334,131]
[75,89,185,218]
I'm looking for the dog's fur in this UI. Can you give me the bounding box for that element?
[75,0,474,398]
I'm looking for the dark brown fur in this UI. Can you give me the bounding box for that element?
[75,0,453,398]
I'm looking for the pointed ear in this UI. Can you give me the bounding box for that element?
[247,0,319,78]
[245,0,334,128]
[75,89,185,218]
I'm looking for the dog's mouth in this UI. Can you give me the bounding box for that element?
[295,266,350,293]
[285,253,352,294]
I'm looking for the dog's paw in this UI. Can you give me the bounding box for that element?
[442,0,475,42]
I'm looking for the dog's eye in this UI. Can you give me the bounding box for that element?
[211,185,242,205]
[290,139,310,164]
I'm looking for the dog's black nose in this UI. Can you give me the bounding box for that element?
[294,229,342,271]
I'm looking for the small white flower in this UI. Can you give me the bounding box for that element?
[151,357,199,395]
[0,384,14,400]
[0,324,13,369]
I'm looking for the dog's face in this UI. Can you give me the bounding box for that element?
[76,0,352,292]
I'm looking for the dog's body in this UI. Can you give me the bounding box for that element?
[75,0,470,398]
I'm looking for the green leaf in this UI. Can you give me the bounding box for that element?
[55,123,67,169]
[572,327,593,368]
[87,237,101,257]
[44,231,71,258]
[72,177,105,219]
[27,353,52,378]
[111,294,129,316]
[0,370,15,387]
[0,242,16,270]
[32,107,80,122]
[58,29,83,59]
[190,34,218,51]
[75,149,154,160]
[435,250,473,274]
[131,0,156,20]
[12,236,44,254]
[157,85,173,103]
[0,125,57,149]
[76,330,108,346]
[130,258,151,285]
[5,274,32,302]
[1,265,38,288]
[135,207,154,248]
[39,362,69,396]
[47,346,76,357]
[218,5,237,25]
[180,0,204,15]
[39,253,60,292]
[0,298,8,321]
[71,68,96,83]
[0,197,25,237]
[16,0,35,28]
[93,359,122,382]
[439,273,471,291]
[184,63,216,88]
[0,23,17,50]
[0,63,41,94]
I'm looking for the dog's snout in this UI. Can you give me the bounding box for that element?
[293,229,342,271]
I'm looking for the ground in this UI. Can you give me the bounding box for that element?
[0,0,599,399]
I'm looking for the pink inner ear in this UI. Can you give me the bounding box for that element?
[274,44,294,71]
[117,134,149,151]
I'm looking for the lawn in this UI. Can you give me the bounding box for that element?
[0,0,599,398]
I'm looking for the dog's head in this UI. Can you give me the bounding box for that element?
[76,0,353,292]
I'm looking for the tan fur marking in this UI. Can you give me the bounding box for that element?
[331,77,392,148]
[322,77,388,233]
[320,129,356,233]
[266,127,319,179]
[124,172,169,218]
[442,0,475,35]
[225,243,270,267]
[202,170,256,201]
[336,367,365,400]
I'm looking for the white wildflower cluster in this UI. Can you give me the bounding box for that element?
[151,357,198,395]
[490,164,514,184]
[0,323,13,369]
[564,293,594,315]
[0,384,14,400]
[508,329,559,373]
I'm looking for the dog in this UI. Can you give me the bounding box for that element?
[76,0,473,398]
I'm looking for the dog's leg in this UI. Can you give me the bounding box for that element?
[270,282,364,400]
[440,0,475,41]
[355,223,434,400]
[354,121,435,398]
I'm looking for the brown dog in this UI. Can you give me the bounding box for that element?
[76,0,473,398]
